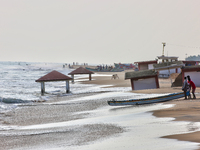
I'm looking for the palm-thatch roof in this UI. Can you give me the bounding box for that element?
[68,67,94,75]
[153,61,184,70]
[36,70,72,82]
[134,60,157,64]
[125,70,158,80]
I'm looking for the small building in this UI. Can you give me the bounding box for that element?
[153,61,184,78]
[134,60,157,71]
[157,55,178,63]
[125,70,159,90]
[35,70,72,95]
[68,67,94,83]
[181,65,200,87]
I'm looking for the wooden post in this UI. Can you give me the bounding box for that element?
[131,79,134,90]
[89,74,92,81]
[66,80,70,93]
[155,75,160,88]
[41,82,45,95]
[71,75,74,83]
[138,64,140,71]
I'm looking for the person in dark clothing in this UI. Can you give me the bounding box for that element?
[182,77,190,99]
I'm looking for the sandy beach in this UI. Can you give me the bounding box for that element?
[79,71,200,149]
[1,71,200,150]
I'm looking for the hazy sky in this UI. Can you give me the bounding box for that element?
[1,0,200,64]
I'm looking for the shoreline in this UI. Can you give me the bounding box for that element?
[80,71,200,149]
[152,96,200,150]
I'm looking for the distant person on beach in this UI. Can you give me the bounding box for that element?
[182,77,190,99]
[187,76,196,99]
[111,74,119,80]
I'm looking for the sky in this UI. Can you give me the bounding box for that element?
[1,0,200,65]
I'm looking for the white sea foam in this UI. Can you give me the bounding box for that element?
[2,101,199,150]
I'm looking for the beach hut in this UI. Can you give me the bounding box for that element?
[134,60,157,71]
[35,70,72,95]
[68,67,94,83]
[153,61,184,84]
[181,65,200,87]
[125,70,159,90]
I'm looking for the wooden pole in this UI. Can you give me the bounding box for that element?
[71,75,74,83]
[155,75,160,88]
[66,80,70,93]
[89,74,92,81]
[162,42,166,56]
[131,79,134,90]
[41,82,45,95]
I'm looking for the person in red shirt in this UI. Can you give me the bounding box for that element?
[187,76,196,99]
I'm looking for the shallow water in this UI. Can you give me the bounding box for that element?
[51,103,199,150]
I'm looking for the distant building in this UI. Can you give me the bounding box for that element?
[134,60,157,71]
[182,60,199,66]
[153,61,184,78]
[157,55,178,63]
[155,55,184,78]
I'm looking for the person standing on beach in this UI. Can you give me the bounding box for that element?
[187,76,196,99]
[182,77,190,99]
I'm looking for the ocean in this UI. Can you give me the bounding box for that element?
[0,61,131,103]
[0,61,199,150]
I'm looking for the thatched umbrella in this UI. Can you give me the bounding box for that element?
[68,67,94,83]
[36,70,72,95]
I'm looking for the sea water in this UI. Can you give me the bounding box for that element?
[0,61,65,101]
[0,61,131,103]
[0,61,135,114]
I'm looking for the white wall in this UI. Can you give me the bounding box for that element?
[159,69,176,75]
[184,71,200,87]
[148,64,154,69]
[177,68,181,73]
[133,77,157,90]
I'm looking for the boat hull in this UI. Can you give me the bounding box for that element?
[108,92,185,106]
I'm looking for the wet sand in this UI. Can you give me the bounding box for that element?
[1,71,200,149]
[81,71,200,149]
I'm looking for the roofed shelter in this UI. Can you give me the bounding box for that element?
[125,70,159,90]
[36,70,72,95]
[153,61,184,84]
[134,60,157,71]
[68,67,94,83]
